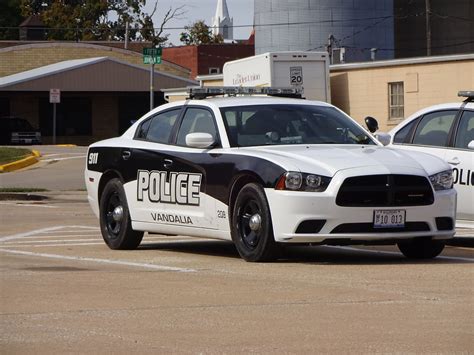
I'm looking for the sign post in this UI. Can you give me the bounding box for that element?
[49,88,60,144]
[143,48,162,110]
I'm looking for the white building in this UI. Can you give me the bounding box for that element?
[211,0,233,40]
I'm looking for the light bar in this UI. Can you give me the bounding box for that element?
[187,86,303,99]
[458,91,474,98]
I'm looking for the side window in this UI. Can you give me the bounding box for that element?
[135,118,152,139]
[454,110,474,149]
[393,119,418,144]
[145,109,181,144]
[176,108,217,146]
[412,110,457,147]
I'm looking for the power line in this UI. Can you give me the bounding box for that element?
[0,10,453,33]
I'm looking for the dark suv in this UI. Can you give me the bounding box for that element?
[0,117,42,145]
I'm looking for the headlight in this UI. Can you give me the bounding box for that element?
[275,172,331,192]
[429,170,453,191]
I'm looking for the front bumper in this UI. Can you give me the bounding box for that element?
[265,187,457,244]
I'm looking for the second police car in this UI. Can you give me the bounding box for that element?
[85,87,456,262]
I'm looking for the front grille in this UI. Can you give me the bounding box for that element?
[336,175,433,207]
[331,222,431,234]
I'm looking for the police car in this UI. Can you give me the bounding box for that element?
[85,87,456,262]
[387,91,473,229]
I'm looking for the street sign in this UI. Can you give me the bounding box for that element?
[49,88,61,103]
[143,47,162,56]
[143,56,162,64]
[143,47,162,65]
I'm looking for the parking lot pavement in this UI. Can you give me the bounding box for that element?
[0,145,87,190]
[0,193,473,353]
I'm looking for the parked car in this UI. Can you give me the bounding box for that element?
[0,116,42,145]
[85,87,456,262]
[386,91,473,228]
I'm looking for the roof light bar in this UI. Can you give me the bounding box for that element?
[458,91,474,103]
[187,86,303,99]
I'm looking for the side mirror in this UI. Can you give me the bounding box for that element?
[185,132,215,149]
[365,116,379,133]
[468,140,474,150]
[375,132,391,146]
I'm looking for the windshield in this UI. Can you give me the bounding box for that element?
[220,104,375,147]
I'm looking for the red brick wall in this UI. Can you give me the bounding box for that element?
[163,44,254,79]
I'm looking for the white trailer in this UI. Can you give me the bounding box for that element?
[223,51,330,102]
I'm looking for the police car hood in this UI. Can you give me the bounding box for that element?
[241,145,449,177]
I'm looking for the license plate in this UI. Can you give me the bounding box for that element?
[24,139,32,144]
[373,209,405,228]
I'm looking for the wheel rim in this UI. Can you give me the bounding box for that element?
[238,199,262,249]
[105,191,123,238]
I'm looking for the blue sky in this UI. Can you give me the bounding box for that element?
[144,0,254,45]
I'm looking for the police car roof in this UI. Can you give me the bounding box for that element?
[187,96,332,108]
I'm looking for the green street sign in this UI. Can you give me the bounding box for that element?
[143,47,162,56]
[143,56,162,64]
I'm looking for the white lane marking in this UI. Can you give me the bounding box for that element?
[42,156,86,162]
[17,234,100,239]
[3,238,101,244]
[0,242,105,248]
[2,239,207,248]
[43,153,85,157]
[0,248,196,272]
[327,246,474,263]
[0,202,58,209]
[0,225,100,242]
[35,230,99,235]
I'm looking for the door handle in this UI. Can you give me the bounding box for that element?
[122,150,131,160]
[163,159,173,169]
[447,157,460,165]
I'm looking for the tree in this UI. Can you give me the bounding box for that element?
[0,0,23,40]
[180,20,223,46]
[107,0,186,46]
[16,0,186,45]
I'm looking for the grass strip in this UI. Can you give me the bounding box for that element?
[0,147,33,165]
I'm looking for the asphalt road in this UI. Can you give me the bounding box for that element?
[0,145,88,190]
[0,146,473,353]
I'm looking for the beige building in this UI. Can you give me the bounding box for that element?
[330,54,474,131]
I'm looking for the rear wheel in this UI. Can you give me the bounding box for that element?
[397,238,445,259]
[231,183,280,262]
[99,178,143,250]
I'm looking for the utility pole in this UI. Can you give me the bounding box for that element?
[425,0,432,56]
[150,62,154,110]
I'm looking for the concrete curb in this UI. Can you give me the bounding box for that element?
[0,150,42,173]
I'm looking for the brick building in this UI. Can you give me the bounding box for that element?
[162,43,254,79]
[0,50,197,145]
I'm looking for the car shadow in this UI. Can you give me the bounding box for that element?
[137,238,473,265]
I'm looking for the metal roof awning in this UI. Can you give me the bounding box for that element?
[0,57,198,91]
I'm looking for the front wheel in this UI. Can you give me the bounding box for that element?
[231,183,280,262]
[397,238,445,259]
[99,178,143,250]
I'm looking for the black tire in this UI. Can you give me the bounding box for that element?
[397,238,445,259]
[231,183,280,262]
[99,178,143,250]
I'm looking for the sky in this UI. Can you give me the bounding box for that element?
[143,0,254,45]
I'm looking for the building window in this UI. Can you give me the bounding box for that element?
[388,82,404,119]
[209,67,220,74]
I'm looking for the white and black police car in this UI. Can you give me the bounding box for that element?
[85,87,456,262]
